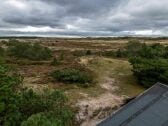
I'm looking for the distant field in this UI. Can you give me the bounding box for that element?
[1,37,168,51]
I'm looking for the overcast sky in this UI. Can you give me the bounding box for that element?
[0,0,168,37]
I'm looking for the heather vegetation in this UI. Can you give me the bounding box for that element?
[4,39,20,46]
[1,37,167,126]
[130,57,168,87]
[51,68,93,86]
[8,42,52,60]
[0,60,73,126]
[126,41,168,87]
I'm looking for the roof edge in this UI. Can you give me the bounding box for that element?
[97,82,168,126]
[155,82,168,89]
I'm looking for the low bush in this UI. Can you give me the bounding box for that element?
[0,63,73,126]
[128,42,168,87]
[19,89,73,126]
[51,68,93,85]
[21,109,73,126]
[8,42,52,60]
[129,57,168,87]
[6,39,20,46]
[125,40,144,57]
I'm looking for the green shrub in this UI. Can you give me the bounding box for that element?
[21,113,53,126]
[0,63,73,126]
[125,40,143,57]
[137,43,166,58]
[129,57,168,87]
[19,89,73,125]
[0,64,23,126]
[127,42,168,56]
[51,68,93,84]
[8,42,52,60]
[21,109,73,126]
[6,39,20,46]
[125,42,166,59]
[128,43,168,87]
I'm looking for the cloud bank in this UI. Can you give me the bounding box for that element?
[0,0,168,36]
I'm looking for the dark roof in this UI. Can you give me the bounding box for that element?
[97,83,168,126]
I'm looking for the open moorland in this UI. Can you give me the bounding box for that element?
[1,37,168,126]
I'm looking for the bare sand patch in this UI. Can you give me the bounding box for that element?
[76,93,124,126]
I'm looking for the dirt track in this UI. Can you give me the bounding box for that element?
[76,57,126,126]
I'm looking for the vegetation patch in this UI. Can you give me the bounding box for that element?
[8,42,52,61]
[130,57,168,87]
[5,39,20,46]
[51,68,93,85]
[129,42,168,87]
[0,62,73,126]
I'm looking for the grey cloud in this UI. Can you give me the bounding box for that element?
[0,0,168,36]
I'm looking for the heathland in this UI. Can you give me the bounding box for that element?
[1,37,168,126]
